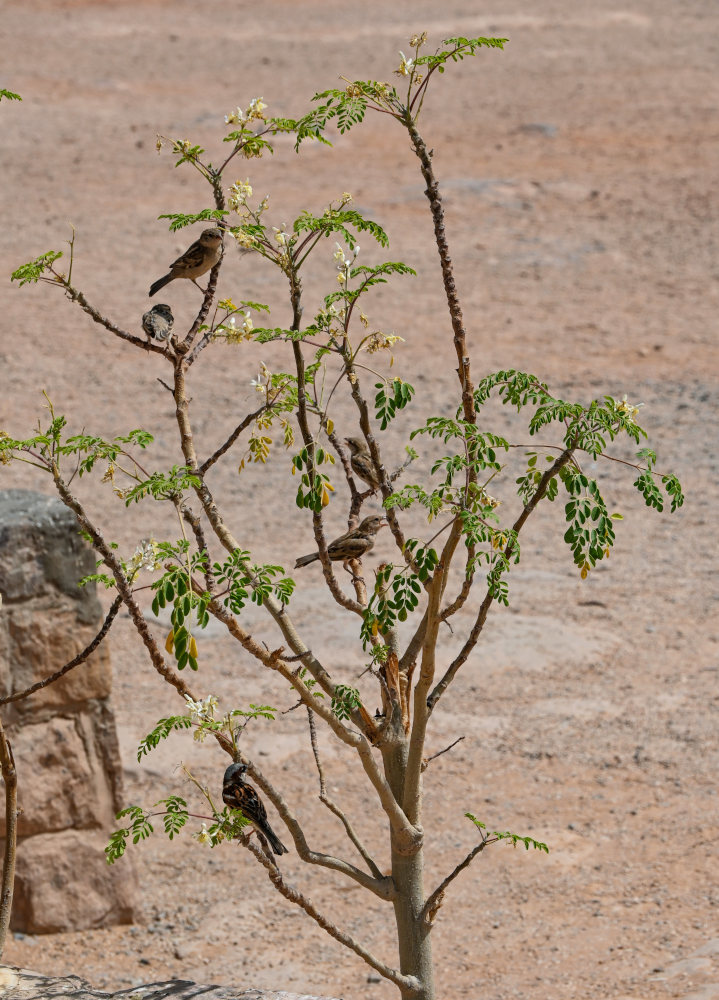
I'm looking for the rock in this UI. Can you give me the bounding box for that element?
[0,489,138,932]
[11,831,138,933]
[3,600,111,712]
[0,966,342,999]
[0,714,118,837]
[0,490,102,618]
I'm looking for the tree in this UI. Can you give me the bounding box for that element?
[2,34,682,1000]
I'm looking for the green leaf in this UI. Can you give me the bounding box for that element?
[11,251,63,285]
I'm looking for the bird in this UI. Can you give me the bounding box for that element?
[222,763,288,856]
[141,303,174,342]
[344,437,382,491]
[294,514,387,570]
[149,227,223,297]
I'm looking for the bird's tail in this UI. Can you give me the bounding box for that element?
[294,552,319,568]
[149,272,173,297]
[266,827,289,856]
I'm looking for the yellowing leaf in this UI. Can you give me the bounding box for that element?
[189,636,198,659]
[165,629,175,654]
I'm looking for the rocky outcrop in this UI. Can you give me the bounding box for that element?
[0,490,138,932]
[0,967,343,999]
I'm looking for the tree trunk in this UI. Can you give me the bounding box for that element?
[391,846,434,1000]
[385,743,434,1000]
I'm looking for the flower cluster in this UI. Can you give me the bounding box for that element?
[396,51,415,77]
[128,538,162,574]
[216,312,254,344]
[365,332,404,354]
[617,394,644,423]
[228,178,253,211]
[334,240,359,285]
[250,362,273,394]
[184,693,219,722]
[224,97,267,126]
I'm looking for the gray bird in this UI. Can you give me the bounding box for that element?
[294,514,387,570]
[222,763,288,856]
[142,303,174,342]
[149,227,223,297]
[345,436,382,491]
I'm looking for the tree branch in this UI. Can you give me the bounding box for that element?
[307,706,385,881]
[405,117,475,427]
[50,465,200,705]
[199,400,278,475]
[240,832,418,994]
[421,839,488,926]
[62,283,169,356]
[0,722,17,957]
[242,747,393,900]
[427,448,575,711]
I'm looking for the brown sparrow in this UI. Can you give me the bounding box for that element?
[149,227,223,297]
[222,763,288,856]
[141,303,174,342]
[295,514,387,570]
[345,437,382,491]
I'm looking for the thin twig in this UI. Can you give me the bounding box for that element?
[421,736,465,772]
[307,707,385,880]
[421,839,488,925]
[0,595,122,706]
[61,283,169,356]
[199,398,279,475]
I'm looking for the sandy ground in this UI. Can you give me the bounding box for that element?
[1,1,718,998]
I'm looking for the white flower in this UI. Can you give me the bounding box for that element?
[184,693,218,722]
[617,394,644,423]
[273,225,288,246]
[233,229,256,249]
[228,178,253,210]
[247,97,267,120]
[194,824,212,845]
[129,538,161,573]
[225,107,245,126]
[333,242,346,263]
[397,51,414,76]
[241,311,254,335]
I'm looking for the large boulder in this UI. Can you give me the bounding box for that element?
[0,489,138,931]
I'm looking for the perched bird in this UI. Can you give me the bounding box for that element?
[345,436,382,492]
[294,514,387,570]
[222,763,288,856]
[149,227,223,297]
[141,303,174,342]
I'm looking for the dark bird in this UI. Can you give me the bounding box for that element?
[149,227,223,297]
[294,514,387,570]
[345,437,382,491]
[222,762,288,856]
[141,303,174,342]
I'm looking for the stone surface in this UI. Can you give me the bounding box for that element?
[11,831,138,933]
[0,491,102,618]
[2,600,111,712]
[0,489,137,932]
[0,715,117,838]
[0,968,342,999]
